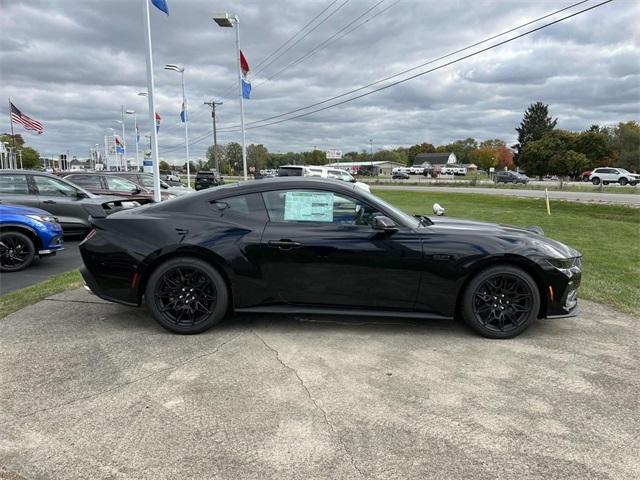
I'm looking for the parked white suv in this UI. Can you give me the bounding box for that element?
[278,165,371,192]
[589,167,639,186]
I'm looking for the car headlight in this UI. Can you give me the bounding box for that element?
[546,257,581,270]
[27,214,58,224]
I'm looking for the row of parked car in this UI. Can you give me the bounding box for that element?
[0,169,200,272]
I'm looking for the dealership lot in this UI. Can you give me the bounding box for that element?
[1,289,637,479]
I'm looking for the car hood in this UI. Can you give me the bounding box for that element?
[0,203,52,217]
[425,215,581,259]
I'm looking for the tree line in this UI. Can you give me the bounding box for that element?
[194,102,637,178]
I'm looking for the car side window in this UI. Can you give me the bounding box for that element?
[66,175,102,189]
[262,190,381,226]
[33,175,77,197]
[106,176,139,192]
[0,174,29,194]
[210,193,268,221]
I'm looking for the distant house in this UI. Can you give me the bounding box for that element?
[413,152,457,168]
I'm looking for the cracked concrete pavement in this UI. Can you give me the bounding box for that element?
[0,289,638,479]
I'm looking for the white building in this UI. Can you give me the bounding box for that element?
[325,160,404,176]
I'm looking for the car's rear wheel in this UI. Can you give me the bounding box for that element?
[145,257,229,334]
[0,231,36,272]
[591,177,600,185]
[461,265,540,339]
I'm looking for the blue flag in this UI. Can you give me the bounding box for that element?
[242,79,251,99]
[151,0,169,15]
[180,102,187,122]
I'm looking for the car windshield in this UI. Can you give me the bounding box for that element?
[359,190,420,229]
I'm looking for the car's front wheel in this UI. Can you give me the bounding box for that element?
[619,177,628,186]
[145,257,229,334]
[591,177,600,185]
[0,231,36,272]
[461,265,540,339]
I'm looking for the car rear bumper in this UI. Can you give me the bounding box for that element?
[80,266,139,307]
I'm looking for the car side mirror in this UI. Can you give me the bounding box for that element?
[76,190,88,199]
[372,216,398,232]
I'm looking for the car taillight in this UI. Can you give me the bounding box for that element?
[81,228,97,244]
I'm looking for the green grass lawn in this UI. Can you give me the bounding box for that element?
[374,189,640,314]
[0,270,83,319]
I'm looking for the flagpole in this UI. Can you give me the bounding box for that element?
[181,70,191,187]
[8,98,16,169]
[234,17,248,181]
[143,0,162,202]
[134,114,140,171]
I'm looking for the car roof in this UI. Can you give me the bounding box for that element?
[151,177,359,211]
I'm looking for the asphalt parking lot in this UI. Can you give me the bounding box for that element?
[0,241,82,295]
[1,290,637,479]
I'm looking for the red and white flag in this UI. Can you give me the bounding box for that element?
[10,101,44,134]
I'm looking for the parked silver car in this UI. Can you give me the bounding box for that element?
[0,170,150,235]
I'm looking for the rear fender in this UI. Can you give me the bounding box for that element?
[136,244,234,305]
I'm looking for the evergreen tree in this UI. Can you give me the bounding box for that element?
[514,102,557,163]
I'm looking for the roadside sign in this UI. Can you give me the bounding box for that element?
[326,149,343,160]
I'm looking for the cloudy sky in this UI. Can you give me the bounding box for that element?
[1,0,638,162]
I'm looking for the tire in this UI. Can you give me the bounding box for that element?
[0,231,36,272]
[619,177,628,186]
[460,265,540,339]
[145,257,229,334]
[591,177,600,185]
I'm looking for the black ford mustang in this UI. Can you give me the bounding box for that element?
[80,177,581,338]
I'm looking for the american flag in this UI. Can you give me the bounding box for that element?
[10,102,44,134]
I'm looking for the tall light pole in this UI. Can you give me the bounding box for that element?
[125,110,139,171]
[164,64,191,186]
[204,100,223,172]
[213,12,248,180]
[95,143,100,169]
[119,105,127,170]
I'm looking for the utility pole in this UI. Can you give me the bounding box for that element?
[369,138,373,176]
[204,100,223,172]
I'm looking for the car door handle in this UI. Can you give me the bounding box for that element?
[268,239,302,250]
[43,200,56,204]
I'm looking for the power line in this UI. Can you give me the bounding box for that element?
[217,0,607,133]
[218,0,351,100]
[229,0,593,129]
[253,0,341,72]
[253,0,392,88]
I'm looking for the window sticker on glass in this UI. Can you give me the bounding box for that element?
[284,191,334,222]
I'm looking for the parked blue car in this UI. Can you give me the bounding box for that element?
[0,203,64,272]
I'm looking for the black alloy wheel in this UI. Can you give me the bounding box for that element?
[145,257,229,334]
[461,265,540,339]
[0,231,35,272]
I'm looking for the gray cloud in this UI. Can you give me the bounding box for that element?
[0,0,638,162]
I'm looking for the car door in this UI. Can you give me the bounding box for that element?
[0,173,39,208]
[31,174,87,233]
[259,188,422,309]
